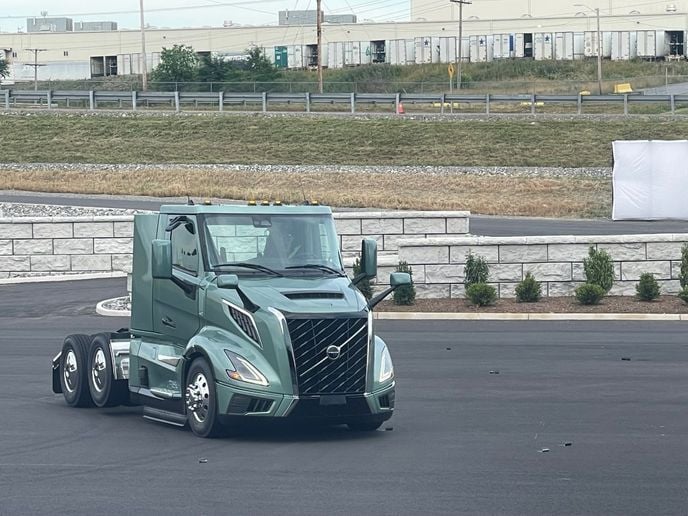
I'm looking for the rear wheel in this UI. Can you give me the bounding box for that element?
[60,334,93,407]
[88,333,128,407]
[185,357,223,438]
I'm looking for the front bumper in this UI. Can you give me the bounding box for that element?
[216,380,395,425]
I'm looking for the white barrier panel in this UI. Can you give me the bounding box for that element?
[612,140,688,220]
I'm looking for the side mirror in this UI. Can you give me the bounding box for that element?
[217,274,239,289]
[151,240,172,279]
[390,272,411,287]
[355,238,377,283]
[367,271,414,310]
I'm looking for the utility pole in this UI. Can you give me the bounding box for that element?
[596,7,602,95]
[450,0,471,90]
[575,4,603,95]
[316,0,323,94]
[26,48,47,91]
[139,0,148,91]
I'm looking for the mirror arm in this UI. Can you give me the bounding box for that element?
[367,285,398,310]
[352,273,370,286]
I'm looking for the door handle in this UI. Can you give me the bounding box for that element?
[161,316,176,328]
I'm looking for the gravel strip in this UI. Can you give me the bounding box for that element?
[0,162,612,179]
[0,202,143,218]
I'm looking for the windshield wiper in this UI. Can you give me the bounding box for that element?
[285,264,346,276]
[213,262,282,276]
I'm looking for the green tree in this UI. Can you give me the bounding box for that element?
[151,44,199,86]
[245,47,279,81]
[0,58,8,79]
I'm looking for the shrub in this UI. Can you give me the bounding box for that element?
[353,257,373,300]
[575,283,606,305]
[636,273,661,301]
[466,282,497,307]
[393,261,416,306]
[464,252,489,288]
[583,246,615,293]
[515,272,542,303]
[679,286,688,304]
[679,244,688,289]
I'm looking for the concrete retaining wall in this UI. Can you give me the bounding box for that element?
[0,216,134,278]
[0,211,470,278]
[398,234,688,299]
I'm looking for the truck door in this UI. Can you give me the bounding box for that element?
[153,215,202,344]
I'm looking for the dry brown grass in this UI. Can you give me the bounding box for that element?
[0,168,611,217]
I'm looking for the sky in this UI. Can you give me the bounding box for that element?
[0,0,410,32]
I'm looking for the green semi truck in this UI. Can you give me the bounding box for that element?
[52,203,410,437]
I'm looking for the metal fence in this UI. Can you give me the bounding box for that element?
[2,89,688,116]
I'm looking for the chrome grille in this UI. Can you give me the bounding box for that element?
[286,316,368,395]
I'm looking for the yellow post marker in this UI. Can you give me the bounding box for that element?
[447,64,456,113]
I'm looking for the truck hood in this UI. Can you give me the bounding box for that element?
[227,276,368,315]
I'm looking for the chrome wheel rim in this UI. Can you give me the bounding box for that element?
[186,372,210,424]
[63,349,78,393]
[91,348,107,393]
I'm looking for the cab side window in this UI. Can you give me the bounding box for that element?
[170,219,198,274]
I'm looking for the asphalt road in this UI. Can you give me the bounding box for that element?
[2,191,688,236]
[1,278,687,515]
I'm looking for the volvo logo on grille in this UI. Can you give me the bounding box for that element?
[326,345,342,360]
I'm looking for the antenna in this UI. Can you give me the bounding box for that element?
[40,11,48,18]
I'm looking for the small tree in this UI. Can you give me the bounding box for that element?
[636,273,660,301]
[352,257,373,300]
[393,261,416,306]
[575,284,606,305]
[245,47,279,81]
[0,59,8,79]
[466,283,497,307]
[515,272,542,303]
[583,246,615,293]
[464,252,489,288]
[151,44,199,86]
[679,244,688,289]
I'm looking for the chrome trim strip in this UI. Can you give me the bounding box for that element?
[281,396,299,417]
[365,310,374,395]
[222,299,263,348]
[157,354,181,367]
[267,307,300,395]
[142,415,186,427]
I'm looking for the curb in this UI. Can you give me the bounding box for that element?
[96,298,130,317]
[94,305,688,321]
[0,272,127,285]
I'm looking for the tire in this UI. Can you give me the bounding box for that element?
[87,333,128,408]
[347,419,384,432]
[60,334,93,408]
[185,357,223,438]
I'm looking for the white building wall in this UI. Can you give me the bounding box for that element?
[411,0,688,22]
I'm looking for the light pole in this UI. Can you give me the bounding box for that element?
[139,0,148,91]
[316,0,323,93]
[575,4,602,94]
[450,0,471,90]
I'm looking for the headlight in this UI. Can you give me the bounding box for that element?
[379,345,394,383]
[224,350,269,386]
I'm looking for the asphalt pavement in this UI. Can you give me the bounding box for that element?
[1,278,687,515]
[2,191,687,236]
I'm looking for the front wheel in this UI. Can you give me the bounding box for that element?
[185,357,223,438]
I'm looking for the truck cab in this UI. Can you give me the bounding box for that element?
[53,203,410,437]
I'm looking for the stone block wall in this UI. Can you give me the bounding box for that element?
[0,211,470,279]
[0,216,134,278]
[398,234,688,299]
[334,211,470,255]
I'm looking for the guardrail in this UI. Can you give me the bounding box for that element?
[2,89,688,115]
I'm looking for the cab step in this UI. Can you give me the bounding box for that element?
[143,406,187,427]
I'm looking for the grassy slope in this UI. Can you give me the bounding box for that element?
[1,113,686,167]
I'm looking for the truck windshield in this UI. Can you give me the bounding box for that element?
[202,214,343,274]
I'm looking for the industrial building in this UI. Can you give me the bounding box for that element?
[1,2,688,83]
